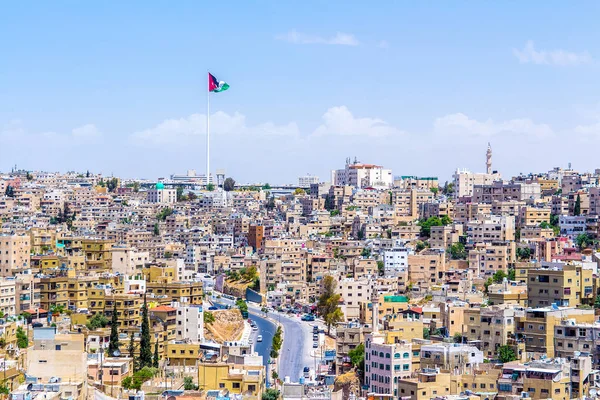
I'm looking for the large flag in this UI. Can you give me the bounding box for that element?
[208,72,230,93]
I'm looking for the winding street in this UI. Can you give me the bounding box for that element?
[211,294,321,383]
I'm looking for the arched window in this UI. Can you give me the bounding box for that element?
[394,353,401,358]
[403,352,410,358]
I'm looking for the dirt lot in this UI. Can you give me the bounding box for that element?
[204,309,244,343]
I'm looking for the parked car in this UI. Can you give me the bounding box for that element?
[313,325,319,333]
[313,341,318,348]
[252,326,258,331]
[208,306,218,311]
[301,314,315,321]
[303,366,310,377]
[313,334,318,340]
[257,335,263,342]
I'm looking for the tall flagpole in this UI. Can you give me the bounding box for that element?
[206,73,210,187]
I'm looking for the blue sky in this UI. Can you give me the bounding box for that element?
[2,2,600,183]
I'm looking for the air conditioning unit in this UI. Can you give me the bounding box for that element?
[521,392,529,398]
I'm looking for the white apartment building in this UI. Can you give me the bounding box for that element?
[365,333,413,398]
[332,159,393,189]
[453,168,501,198]
[175,304,204,342]
[0,278,16,316]
[147,186,177,204]
[383,248,412,276]
[337,277,374,321]
[559,215,598,239]
[466,215,515,244]
[124,275,146,295]
[298,175,319,188]
[111,246,150,275]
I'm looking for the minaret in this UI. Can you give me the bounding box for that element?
[486,143,492,174]
[371,288,379,334]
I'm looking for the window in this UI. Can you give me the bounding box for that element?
[232,382,240,389]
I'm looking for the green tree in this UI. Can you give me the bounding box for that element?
[574,194,582,216]
[107,177,119,192]
[423,328,430,339]
[448,243,467,260]
[594,295,600,309]
[348,342,364,367]
[550,214,559,226]
[224,177,236,191]
[206,183,215,191]
[493,270,507,283]
[128,331,135,358]
[138,295,153,369]
[156,207,174,221]
[176,186,184,201]
[330,209,340,216]
[108,301,120,356]
[204,311,215,324]
[294,188,306,195]
[262,183,271,190]
[317,276,344,334]
[26,171,33,181]
[361,247,371,258]
[356,227,365,240]
[442,181,454,196]
[153,223,160,236]
[377,261,385,276]
[498,345,517,363]
[266,195,276,211]
[324,194,335,211]
[86,313,109,330]
[262,388,280,400]
[576,233,594,250]
[153,340,159,368]
[16,326,28,348]
[430,187,439,195]
[453,332,463,343]
[483,278,493,294]
[516,247,531,261]
[419,216,451,238]
[508,268,516,281]
[4,185,14,198]
[183,376,198,390]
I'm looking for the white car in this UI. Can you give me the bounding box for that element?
[252,326,258,331]
[257,335,263,342]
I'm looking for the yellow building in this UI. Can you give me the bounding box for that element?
[198,362,264,398]
[518,206,551,227]
[81,239,114,271]
[527,263,594,308]
[166,341,200,367]
[516,307,594,357]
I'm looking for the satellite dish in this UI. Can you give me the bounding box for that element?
[112,349,121,357]
[222,354,228,362]
[590,389,597,397]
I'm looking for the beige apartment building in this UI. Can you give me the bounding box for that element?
[516,307,594,357]
[407,250,446,287]
[0,234,30,276]
[466,215,515,244]
[468,242,515,277]
[518,206,551,228]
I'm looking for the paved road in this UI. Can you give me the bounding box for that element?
[247,309,276,368]
[211,294,323,383]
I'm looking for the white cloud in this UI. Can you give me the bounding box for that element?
[129,111,299,146]
[0,120,101,143]
[377,40,389,49]
[276,30,359,46]
[434,112,553,138]
[513,40,592,66]
[312,106,404,137]
[72,124,101,139]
